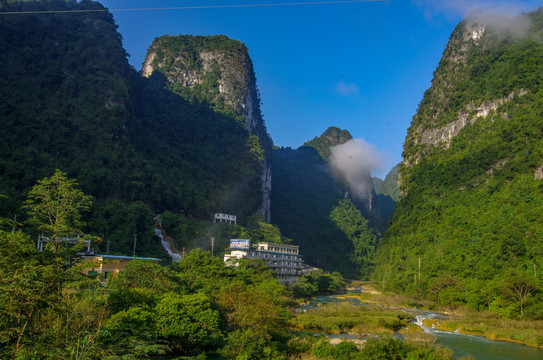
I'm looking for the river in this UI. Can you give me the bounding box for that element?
[304,288,543,360]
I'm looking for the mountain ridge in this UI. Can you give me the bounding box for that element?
[374,8,543,318]
[0,0,266,257]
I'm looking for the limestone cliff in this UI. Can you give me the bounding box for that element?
[142,35,273,222]
[401,10,540,190]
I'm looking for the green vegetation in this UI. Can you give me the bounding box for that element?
[374,8,543,320]
[0,173,290,358]
[292,302,411,335]
[149,35,247,118]
[159,211,292,258]
[271,145,358,275]
[0,173,453,359]
[0,0,266,258]
[372,164,400,202]
[272,138,393,278]
[6,1,543,357]
[146,34,273,157]
[286,336,452,360]
[331,199,378,278]
[24,169,93,254]
[304,126,353,160]
[291,271,345,298]
[0,226,291,359]
[0,227,456,359]
[422,315,543,348]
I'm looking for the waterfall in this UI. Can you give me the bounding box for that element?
[154,228,182,262]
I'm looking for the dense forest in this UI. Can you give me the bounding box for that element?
[373,9,543,319]
[1,228,453,359]
[0,170,451,359]
[271,127,395,278]
[0,0,266,257]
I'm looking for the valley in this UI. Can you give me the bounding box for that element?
[1,0,543,358]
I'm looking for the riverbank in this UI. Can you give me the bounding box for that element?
[420,316,543,348]
[289,283,543,359]
[288,289,455,359]
[344,282,543,349]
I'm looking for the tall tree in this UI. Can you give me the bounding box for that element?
[24,169,92,254]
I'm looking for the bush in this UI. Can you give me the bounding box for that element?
[312,339,362,360]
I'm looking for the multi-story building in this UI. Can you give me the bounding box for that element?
[224,240,303,285]
[214,213,237,225]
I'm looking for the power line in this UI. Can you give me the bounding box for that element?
[0,0,389,15]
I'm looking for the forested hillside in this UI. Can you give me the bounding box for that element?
[0,0,265,257]
[372,164,400,202]
[374,9,543,319]
[142,33,274,222]
[271,127,390,278]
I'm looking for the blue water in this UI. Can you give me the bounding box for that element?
[434,330,543,360]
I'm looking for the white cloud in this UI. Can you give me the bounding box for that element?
[414,0,535,38]
[329,139,383,201]
[413,0,537,19]
[333,81,361,97]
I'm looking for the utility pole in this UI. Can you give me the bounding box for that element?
[211,237,215,256]
[418,257,421,280]
[106,240,110,255]
[133,234,137,257]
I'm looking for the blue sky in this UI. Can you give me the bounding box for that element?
[99,0,542,178]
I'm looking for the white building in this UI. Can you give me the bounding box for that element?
[224,240,303,285]
[214,213,237,225]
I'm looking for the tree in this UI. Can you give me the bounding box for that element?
[501,271,539,319]
[217,279,288,337]
[0,229,102,358]
[155,292,223,353]
[24,169,93,254]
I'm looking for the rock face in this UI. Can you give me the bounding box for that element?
[405,90,527,167]
[401,11,537,187]
[142,35,273,222]
[402,17,488,169]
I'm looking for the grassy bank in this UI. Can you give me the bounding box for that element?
[344,282,543,349]
[287,299,453,359]
[290,302,412,336]
[421,316,543,348]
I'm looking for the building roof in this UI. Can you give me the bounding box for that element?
[227,248,303,257]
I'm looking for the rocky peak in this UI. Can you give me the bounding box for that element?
[304,126,353,160]
[142,34,273,222]
[402,10,537,164]
[142,35,257,127]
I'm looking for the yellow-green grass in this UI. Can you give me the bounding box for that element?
[290,302,411,336]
